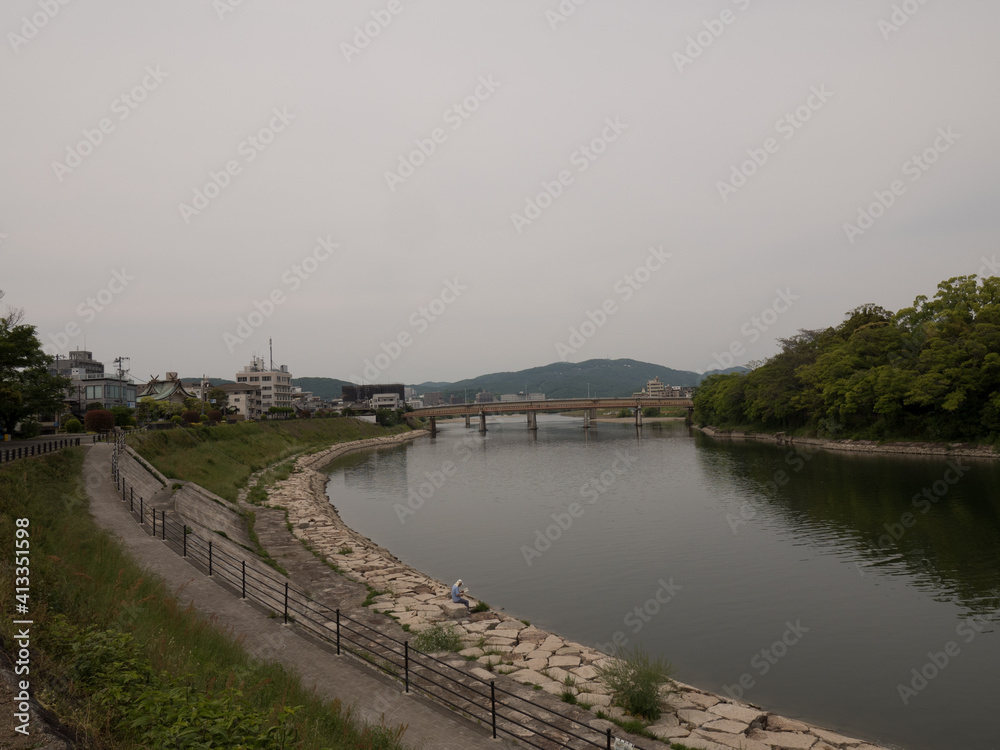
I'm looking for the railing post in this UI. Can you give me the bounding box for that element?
[241,561,246,599]
[139,497,144,524]
[283,582,289,624]
[491,681,497,739]
[130,487,133,506]
[161,510,166,540]
[208,541,213,576]
[183,526,187,557]
[152,509,156,537]
[404,641,409,693]
[607,727,612,750]
[336,609,341,655]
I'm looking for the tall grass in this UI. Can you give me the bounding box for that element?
[129,418,410,501]
[0,449,409,749]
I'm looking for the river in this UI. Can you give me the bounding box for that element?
[324,415,1000,750]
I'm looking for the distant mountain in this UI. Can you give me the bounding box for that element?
[411,358,736,400]
[287,360,746,403]
[292,376,356,401]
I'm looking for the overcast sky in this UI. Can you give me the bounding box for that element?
[2,0,998,386]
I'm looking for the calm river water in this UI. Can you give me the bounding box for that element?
[324,416,1000,750]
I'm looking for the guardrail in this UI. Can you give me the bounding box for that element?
[0,434,113,465]
[110,434,649,750]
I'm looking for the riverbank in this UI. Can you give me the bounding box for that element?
[266,432,892,750]
[695,425,999,460]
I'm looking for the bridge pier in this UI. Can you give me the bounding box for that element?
[634,407,643,428]
[479,412,487,433]
[527,412,537,430]
[582,411,591,429]
[686,406,693,425]
[429,416,437,435]
[465,414,471,428]
[589,408,597,426]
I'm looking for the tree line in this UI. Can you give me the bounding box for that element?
[693,275,1000,442]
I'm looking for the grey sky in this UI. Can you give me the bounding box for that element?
[2,1,997,385]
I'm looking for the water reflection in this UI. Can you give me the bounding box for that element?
[693,434,1000,619]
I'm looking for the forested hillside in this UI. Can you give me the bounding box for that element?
[693,275,1000,442]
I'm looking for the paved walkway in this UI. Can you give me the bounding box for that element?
[85,443,515,750]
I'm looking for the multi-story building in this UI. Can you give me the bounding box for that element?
[218,382,262,420]
[500,392,546,402]
[54,351,137,414]
[371,393,401,409]
[236,356,293,413]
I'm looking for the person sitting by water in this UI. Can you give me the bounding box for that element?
[451,579,470,612]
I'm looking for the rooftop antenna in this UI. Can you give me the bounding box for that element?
[269,338,274,371]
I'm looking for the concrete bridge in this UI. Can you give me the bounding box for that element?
[406,397,694,433]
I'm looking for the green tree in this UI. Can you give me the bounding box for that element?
[0,293,71,436]
[110,405,136,427]
[207,386,228,412]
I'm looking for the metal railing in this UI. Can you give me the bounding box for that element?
[110,434,647,750]
[0,435,110,464]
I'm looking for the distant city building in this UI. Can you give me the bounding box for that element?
[342,383,405,405]
[448,394,464,405]
[423,391,443,406]
[475,390,495,403]
[500,392,546,402]
[406,399,424,409]
[633,377,694,399]
[236,356,293,412]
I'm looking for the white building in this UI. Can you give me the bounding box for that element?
[371,393,401,409]
[235,356,293,413]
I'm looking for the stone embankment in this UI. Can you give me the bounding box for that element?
[696,425,998,460]
[263,432,892,750]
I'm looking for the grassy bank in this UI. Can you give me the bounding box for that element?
[128,418,410,502]
[0,449,408,749]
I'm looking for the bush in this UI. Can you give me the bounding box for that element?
[411,624,463,653]
[199,414,210,422]
[110,405,136,427]
[86,401,104,411]
[84,409,115,433]
[181,410,201,425]
[641,407,661,417]
[64,418,83,433]
[208,409,223,422]
[617,409,632,418]
[170,415,183,425]
[595,645,674,721]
